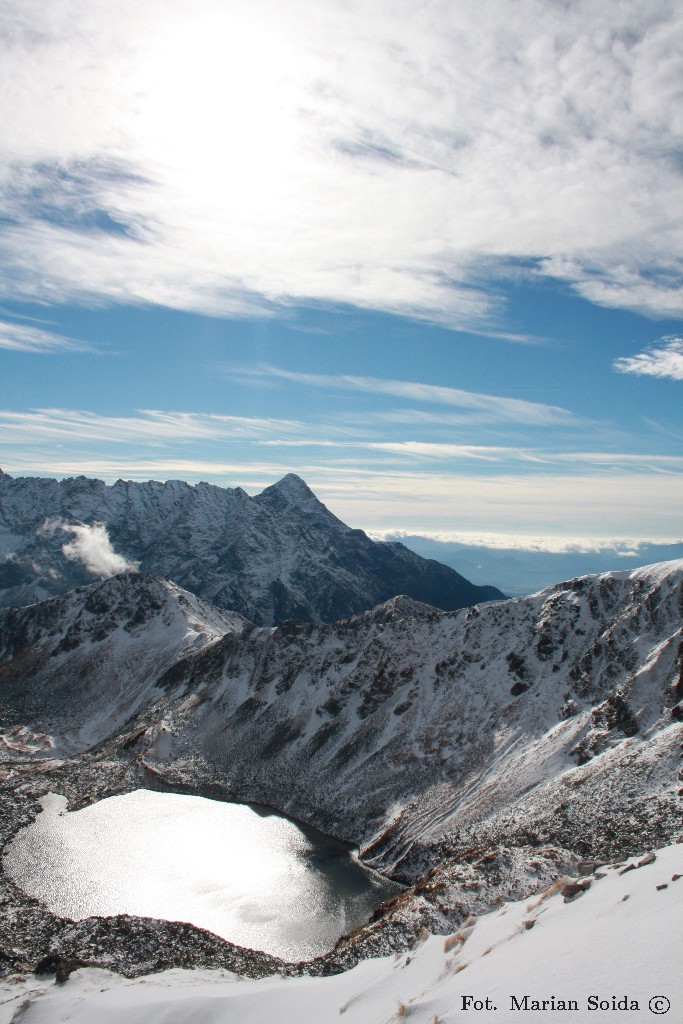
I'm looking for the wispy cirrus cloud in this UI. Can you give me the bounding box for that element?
[5,407,678,483]
[0,320,93,353]
[2,407,678,476]
[613,337,683,381]
[0,408,318,444]
[229,365,580,426]
[0,0,681,324]
[373,443,683,473]
[256,437,683,472]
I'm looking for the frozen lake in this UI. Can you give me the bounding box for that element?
[3,789,400,960]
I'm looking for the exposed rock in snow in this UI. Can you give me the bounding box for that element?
[0,470,504,623]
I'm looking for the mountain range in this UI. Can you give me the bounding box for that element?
[0,468,680,984]
[0,470,503,622]
[2,561,680,852]
[1,558,680,977]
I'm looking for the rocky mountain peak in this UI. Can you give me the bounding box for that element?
[255,473,336,517]
[355,593,440,624]
[269,473,317,500]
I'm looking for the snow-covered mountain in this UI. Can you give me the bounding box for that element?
[0,559,681,983]
[0,470,504,622]
[2,561,680,874]
[0,574,244,757]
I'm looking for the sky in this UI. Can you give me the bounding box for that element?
[1,0,682,553]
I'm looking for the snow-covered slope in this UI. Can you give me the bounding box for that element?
[0,574,244,757]
[0,561,681,981]
[0,470,503,622]
[2,843,680,1024]
[1,562,680,871]
[133,560,683,868]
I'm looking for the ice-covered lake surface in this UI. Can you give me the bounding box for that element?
[4,789,400,960]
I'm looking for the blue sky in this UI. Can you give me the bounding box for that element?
[1,0,682,552]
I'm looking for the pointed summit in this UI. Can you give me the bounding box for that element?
[254,473,345,529]
[269,473,317,500]
[257,473,321,507]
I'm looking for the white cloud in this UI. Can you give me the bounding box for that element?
[233,366,579,426]
[613,337,683,380]
[313,468,683,540]
[542,260,683,319]
[60,523,139,577]
[0,408,320,444]
[367,529,683,555]
[254,437,683,472]
[0,320,92,353]
[1,407,681,487]
[0,0,681,323]
[4,443,683,485]
[388,444,683,471]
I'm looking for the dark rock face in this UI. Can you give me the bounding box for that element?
[0,470,504,623]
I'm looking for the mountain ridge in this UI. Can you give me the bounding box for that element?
[0,558,680,975]
[2,560,680,854]
[0,470,504,622]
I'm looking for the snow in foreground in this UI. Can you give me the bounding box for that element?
[1,844,681,1024]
